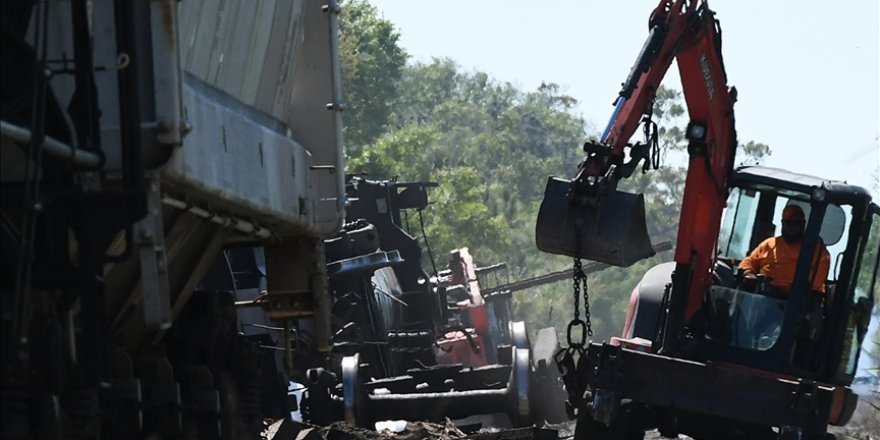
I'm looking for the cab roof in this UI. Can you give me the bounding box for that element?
[731,166,873,205]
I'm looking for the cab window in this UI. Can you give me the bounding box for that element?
[718,187,850,285]
[836,210,879,379]
[718,187,759,262]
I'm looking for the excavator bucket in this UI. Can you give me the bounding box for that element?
[536,177,655,267]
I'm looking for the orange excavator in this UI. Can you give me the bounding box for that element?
[536,1,879,439]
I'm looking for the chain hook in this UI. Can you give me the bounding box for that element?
[554,214,597,415]
[566,319,588,348]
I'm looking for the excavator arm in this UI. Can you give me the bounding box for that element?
[661,0,739,334]
[578,0,736,198]
[537,0,738,341]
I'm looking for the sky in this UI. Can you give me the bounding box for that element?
[367,0,880,197]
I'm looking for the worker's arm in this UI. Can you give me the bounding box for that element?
[739,239,771,279]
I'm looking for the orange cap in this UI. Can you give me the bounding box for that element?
[782,205,805,220]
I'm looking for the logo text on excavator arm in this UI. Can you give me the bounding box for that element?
[700,53,715,101]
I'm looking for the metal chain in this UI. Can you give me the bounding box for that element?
[563,224,594,348]
[573,257,593,338]
[571,258,581,323]
[556,218,594,415]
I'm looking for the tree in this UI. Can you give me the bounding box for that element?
[423,167,511,264]
[347,122,438,180]
[739,140,771,165]
[341,45,774,343]
[338,0,408,155]
[349,58,589,267]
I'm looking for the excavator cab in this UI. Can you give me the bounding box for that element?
[581,166,878,438]
[705,166,878,386]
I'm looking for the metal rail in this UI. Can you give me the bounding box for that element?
[160,195,273,239]
[1,120,102,169]
[482,241,673,296]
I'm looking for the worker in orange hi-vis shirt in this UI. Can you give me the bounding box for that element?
[739,205,831,295]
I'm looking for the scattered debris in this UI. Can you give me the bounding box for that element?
[264,419,559,440]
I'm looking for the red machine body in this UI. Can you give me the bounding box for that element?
[435,331,489,367]
[585,0,738,347]
[436,248,493,367]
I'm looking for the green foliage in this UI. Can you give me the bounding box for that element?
[424,167,512,264]
[338,0,408,154]
[348,123,439,180]
[389,58,461,129]
[350,58,588,267]
[739,140,772,165]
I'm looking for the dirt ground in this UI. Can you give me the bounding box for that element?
[266,399,879,440]
[828,400,880,440]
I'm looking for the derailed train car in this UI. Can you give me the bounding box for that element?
[298,176,571,428]
[1,0,345,438]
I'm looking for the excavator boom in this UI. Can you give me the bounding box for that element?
[538,0,737,345]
